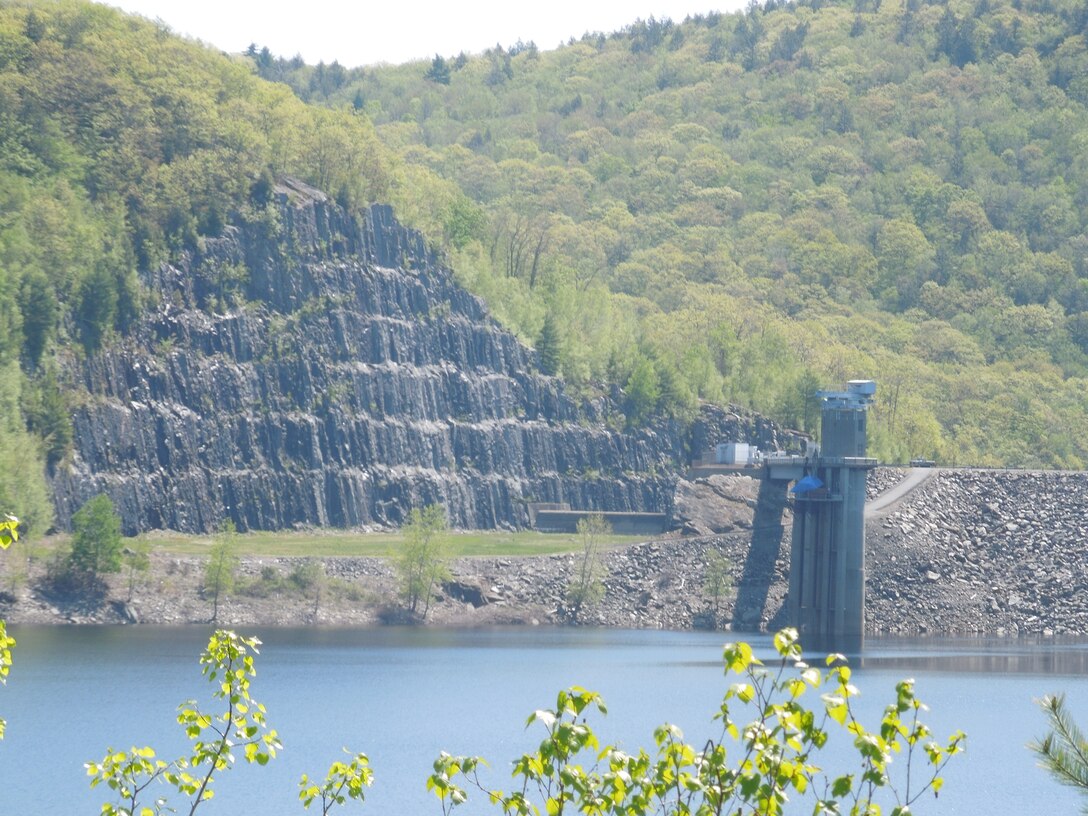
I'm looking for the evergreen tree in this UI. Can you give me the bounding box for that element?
[74,265,118,354]
[424,54,451,85]
[537,313,562,376]
[951,16,977,67]
[769,21,809,62]
[936,8,958,60]
[706,34,726,61]
[1032,694,1088,802]
[624,356,660,427]
[656,361,692,418]
[18,270,57,369]
[24,368,71,472]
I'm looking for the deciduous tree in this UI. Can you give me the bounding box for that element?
[428,629,965,816]
[69,494,123,578]
[395,504,449,620]
[703,548,732,625]
[565,514,610,621]
[204,521,239,623]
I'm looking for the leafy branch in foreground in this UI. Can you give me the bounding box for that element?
[86,630,282,816]
[299,751,374,814]
[1031,693,1088,809]
[0,513,18,739]
[86,627,373,816]
[428,628,965,816]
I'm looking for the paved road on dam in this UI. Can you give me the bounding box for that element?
[865,467,938,517]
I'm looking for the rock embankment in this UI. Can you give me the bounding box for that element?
[0,534,784,631]
[866,467,907,501]
[866,469,1088,636]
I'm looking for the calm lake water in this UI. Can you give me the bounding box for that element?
[2,625,1086,815]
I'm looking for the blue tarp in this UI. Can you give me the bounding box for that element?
[791,475,824,494]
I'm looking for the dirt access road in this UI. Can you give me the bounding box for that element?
[865,467,938,516]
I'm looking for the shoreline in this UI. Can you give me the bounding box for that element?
[2,521,1081,637]
[0,535,774,631]
[6,468,1088,637]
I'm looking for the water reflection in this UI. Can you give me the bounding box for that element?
[649,635,1088,678]
[856,636,1088,677]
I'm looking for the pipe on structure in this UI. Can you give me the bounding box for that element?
[786,380,877,651]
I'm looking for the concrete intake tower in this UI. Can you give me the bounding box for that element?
[785,380,877,649]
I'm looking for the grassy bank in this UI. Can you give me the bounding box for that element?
[122,529,647,559]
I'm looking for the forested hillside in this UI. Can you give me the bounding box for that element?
[253,0,1088,468]
[3,0,1088,537]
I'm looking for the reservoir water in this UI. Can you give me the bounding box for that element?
[2,625,1086,815]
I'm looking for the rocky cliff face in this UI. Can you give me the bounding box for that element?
[51,180,794,534]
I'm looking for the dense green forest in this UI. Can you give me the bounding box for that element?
[251,0,1088,468]
[2,0,1088,536]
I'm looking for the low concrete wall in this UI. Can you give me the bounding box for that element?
[534,510,669,535]
[687,464,762,479]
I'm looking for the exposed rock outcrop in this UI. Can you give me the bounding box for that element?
[671,474,762,537]
[51,182,794,534]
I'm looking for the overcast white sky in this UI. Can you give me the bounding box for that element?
[105,1,746,67]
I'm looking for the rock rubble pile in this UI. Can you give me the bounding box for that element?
[444,533,785,630]
[866,467,907,501]
[867,469,1088,635]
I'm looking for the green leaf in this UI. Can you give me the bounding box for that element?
[831,773,853,797]
[724,641,755,673]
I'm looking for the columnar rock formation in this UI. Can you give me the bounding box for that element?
[51,181,792,534]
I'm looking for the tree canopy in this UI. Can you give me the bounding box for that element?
[6,0,1088,479]
[0,0,426,507]
[252,0,1088,467]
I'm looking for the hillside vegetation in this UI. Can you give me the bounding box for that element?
[254,0,1088,468]
[3,0,1088,538]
